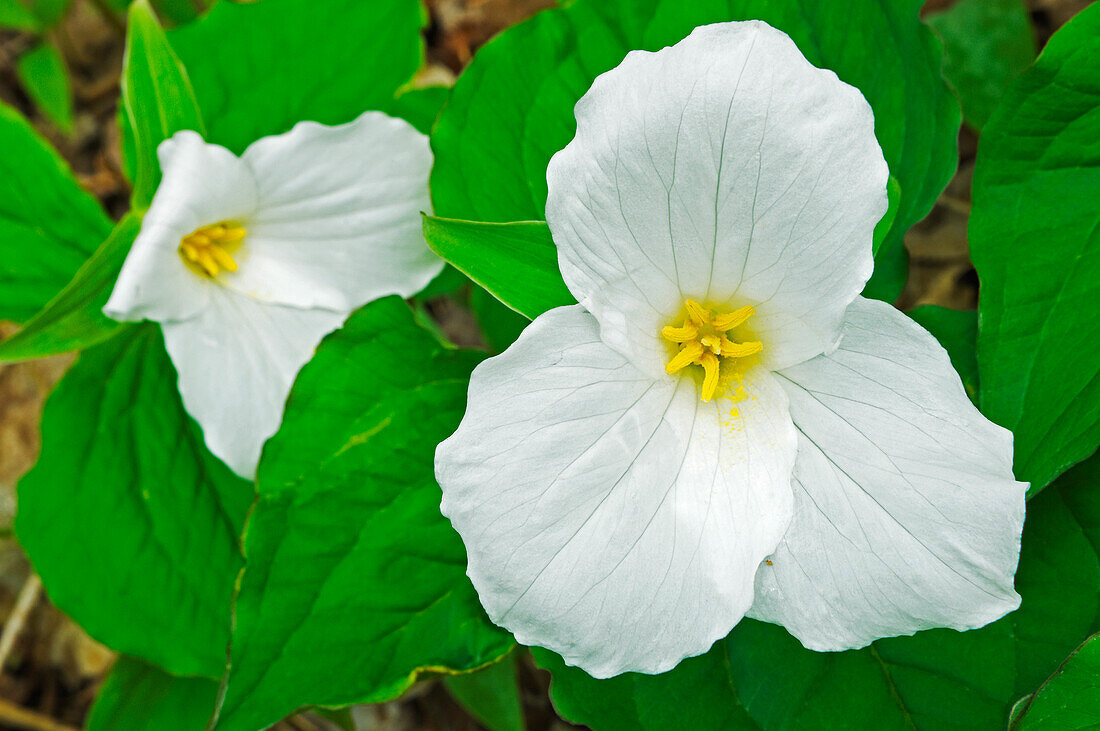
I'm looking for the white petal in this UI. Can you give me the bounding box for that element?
[749,298,1026,649]
[546,21,888,374]
[105,131,259,323]
[226,111,442,310]
[161,287,346,479]
[437,305,797,677]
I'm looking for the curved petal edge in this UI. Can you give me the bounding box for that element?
[546,21,889,374]
[437,305,797,677]
[749,297,1026,650]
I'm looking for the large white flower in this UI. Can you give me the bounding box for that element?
[436,21,1026,678]
[105,111,441,478]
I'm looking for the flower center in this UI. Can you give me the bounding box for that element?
[660,299,763,402]
[179,222,246,278]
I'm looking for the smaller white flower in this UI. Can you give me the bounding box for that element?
[105,111,441,478]
[436,21,1026,678]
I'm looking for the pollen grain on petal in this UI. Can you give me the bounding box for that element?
[179,222,246,279]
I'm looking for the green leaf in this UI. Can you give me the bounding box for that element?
[212,297,513,730]
[415,264,469,301]
[27,0,69,26]
[927,0,1036,130]
[16,324,252,678]
[391,85,452,136]
[0,213,138,362]
[445,652,526,731]
[104,0,220,25]
[430,0,959,304]
[152,0,200,25]
[86,656,218,731]
[16,42,74,133]
[0,101,111,322]
[0,0,40,30]
[168,0,425,155]
[865,176,905,301]
[872,175,902,258]
[907,305,979,404]
[422,217,575,320]
[536,646,760,729]
[970,2,1100,494]
[120,0,204,210]
[538,453,1100,730]
[1010,632,1100,730]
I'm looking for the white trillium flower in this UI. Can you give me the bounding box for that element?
[105,111,442,478]
[436,21,1027,678]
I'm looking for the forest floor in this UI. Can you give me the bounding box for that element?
[0,0,1089,729]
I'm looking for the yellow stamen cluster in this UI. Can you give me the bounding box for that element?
[661,299,763,402]
[179,222,246,278]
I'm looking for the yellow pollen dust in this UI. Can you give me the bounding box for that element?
[661,299,763,402]
[178,222,246,278]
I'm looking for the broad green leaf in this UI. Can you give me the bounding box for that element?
[0,213,138,362]
[16,324,252,678]
[0,101,111,322]
[536,647,759,729]
[872,175,902,257]
[430,0,959,304]
[1010,633,1100,730]
[86,656,218,731]
[95,1,223,26]
[907,305,979,404]
[971,2,1100,494]
[415,264,469,301]
[392,85,452,136]
[120,0,204,209]
[927,0,1036,130]
[0,0,39,30]
[168,0,425,155]
[539,453,1100,730]
[16,42,74,133]
[213,297,512,730]
[445,652,526,731]
[27,0,68,26]
[422,217,575,320]
[152,0,200,25]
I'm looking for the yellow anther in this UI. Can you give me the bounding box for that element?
[661,321,699,343]
[699,352,720,402]
[660,299,763,402]
[208,245,239,272]
[712,305,755,331]
[717,337,762,358]
[179,221,245,278]
[221,227,247,243]
[684,299,711,326]
[195,250,219,277]
[666,341,704,374]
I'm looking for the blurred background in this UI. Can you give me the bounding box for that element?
[0,0,1092,728]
